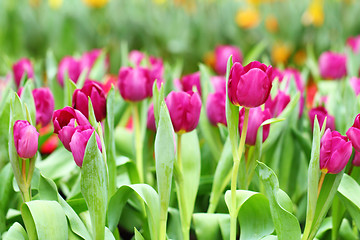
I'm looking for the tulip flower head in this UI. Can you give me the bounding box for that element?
[265,91,290,117]
[13,120,39,159]
[210,76,226,93]
[308,106,335,132]
[320,129,352,174]
[72,80,107,122]
[206,91,227,126]
[33,88,55,127]
[181,72,201,95]
[228,61,273,108]
[346,114,360,152]
[12,58,34,88]
[350,77,360,96]
[57,56,81,87]
[214,45,243,76]
[318,52,347,80]
[165,91,202,134]
[239,107,271,146]
[81,49,109,74]
[347,35,360,54]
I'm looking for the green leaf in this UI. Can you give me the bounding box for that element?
[81,133,108,240]
[224,190,274,240]
[152,80,164,128]
[243,40,268,65]
[3,222,28,240]
[45,50,58,84]
[64,78,77,107]
[256,162,301,240]
[193,213,230,240]
[21,200,68,240]
[87,98,97,128]
[134,228,145,240]
[89,49,107,81]
[20,81,36,126]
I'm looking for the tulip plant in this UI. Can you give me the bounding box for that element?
[2,39,360,240]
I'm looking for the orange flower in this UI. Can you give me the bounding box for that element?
[235,7,261,29]
[203,51,215,70]
[271,43,291,65]
[294,50,307,66]
[82,0,108,8]
[265,15,278,33]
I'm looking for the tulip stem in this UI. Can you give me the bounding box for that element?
[230,107,249,240]
[22,158,26,183]
[318,172,326,198]
[133,103,144,183]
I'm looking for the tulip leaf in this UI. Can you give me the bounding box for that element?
[3,222,28,240]
[87,98,97,128]
[20,81,36,126]
[89,49,107,81]
[21,200,68,240]
[193,213,230,240]
[256,162,301,240]
[64,78,77,107]
[76,69,88,89]
[152,79,164,128]
[134,228,145,240]
[154,102,175,237]
[81,132,108,240]
[107,184,160,240]
[224,190,274,240]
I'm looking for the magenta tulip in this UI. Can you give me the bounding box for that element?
[32,88,55,127]
[206,91,226,126]
[265,91,291,117]
[214,45,243,75]
[165,91,202,133]
[270,67,284,82]
[228,61,273,108]
[346,114,360,152]
[347,35,360,53]
[282,68,305,117]
[147,104,156,132]
[12,58,34,88]
[210,76,226,93]
[353,151,360,166]
[80,49,109,73]
[181,72,201,95]
[308,106,335,131]
[13,120,39,158]
[350,77,360,96]
[320,129,352,174]
[239,107,271,146]
[57,56,81,87]
[72,80,107,121]
[118,66,154,102]
[69,126,102,167]
[319,52,347,80]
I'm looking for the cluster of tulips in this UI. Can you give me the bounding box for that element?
[4,34,360,240]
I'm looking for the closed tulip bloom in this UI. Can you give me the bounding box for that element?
[206,91,226,126]
[228,61,273,108]
[308,106,335,131]
[265,91,291,117]
[270,67,284,82]
[347,35,360,54]
[13,120,39,158]
[129,50,164,84]
[57,56,81,87]
[12,58,34,88]
[239,107,271,146]
[352,151,360,166]
[283,68,305,117]
[72,80,107,121]
[69,126,102,167]
[165,91,202,133]
[319,52,347,80]
[181,72,201,95]
[118,67,154,102]
[147,104,156,132]
[214,45,243,75]
[346,114,360,152]
[210,76,226,93]
[33,88,55,127]
[320,129,352,174]
[350,77,360,96]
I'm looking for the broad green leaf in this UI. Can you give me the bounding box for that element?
[21,200,68,240]
[3,222,28,240]
[152,80,164,128]
[193,213,230,240]
[256,162,301,240]
[134,228,145,240]
[167,208,182,240]
[64,78,77,107]
[81,133,108,240]
[88,98,97,128]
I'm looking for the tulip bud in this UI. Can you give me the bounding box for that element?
[70,126,102,167]
[347,35,360,54]
[346,114,360,152]
[206,91,226,126]
[228,61,273,108]
[32,88,55,127]
[12,58,34,88]
[147,104,156,132]
[165,91,202,133]
[57,56,81,87]
[308,106,335,131]
[239,107,271,146]
[350,77,360,96]
[118,67,154,102]
[13,120,39,158]
[319,51,347,80]
[265,91,290,117]
[72,80,107,121]
[214,45,243,75]
[320,129,352,174]
[181,72,201,95]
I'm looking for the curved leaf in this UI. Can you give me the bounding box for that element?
[193,213,230,240]
[3,222,28,240]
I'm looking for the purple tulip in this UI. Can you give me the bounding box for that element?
[165,91,202,133]
[12,58,34,88]
[346,114,360,152]
[32,88,55,127]
[347,35,360,53]
[308,106,335,131]
[265,91,291,117]
[239,107,271,146]
[210,76,226,93]
[72,80,107,121]
[214,45,243,75]
[228,61,273,108]
[13,120,39,158]
[118,66,154,102]
[52,107,91,151]
[147,104,156,132]
[320,129,352,174]
[206,91,226,126]
[181,72,201,95]
[350,77,360,96]
[57,56,81,87]
[353,151,360,166]
[319,52,347,80]
[69,126,102,167]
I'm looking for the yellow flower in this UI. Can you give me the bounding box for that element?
[82,0,108,8]
[294,50,307,66]
[49,0,62,9]
[271,43,291,65]
[265,15,278,33]
[302,0,324,27]
[235,7,260,29]
[153,0,166,4]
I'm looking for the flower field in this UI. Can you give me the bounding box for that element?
[1,0,360,240]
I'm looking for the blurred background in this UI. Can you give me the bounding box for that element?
[0,0,360,74]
